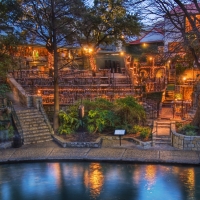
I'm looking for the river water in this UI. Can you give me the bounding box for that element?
[0,162,200,200]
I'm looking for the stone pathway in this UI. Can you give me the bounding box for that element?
[0,146,199,164]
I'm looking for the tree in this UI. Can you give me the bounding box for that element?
[0,0,23,81]
[135,0,200,65]
[74,0,142,71]
[135,0,200,126]
[18,0,85,131]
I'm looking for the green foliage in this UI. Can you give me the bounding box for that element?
[87,108,118,133]
[178,123,198,135]
[185,130,197,136]
[175,122,183,131]
[114,96,146,125]
[181,124,198,132]
[75,0,141,51]
[0,0,22,24]
[83,98,113,115]
[58,97,146,135]
[131,125,151,139]
[8,125,14,139]
[58,106,81,135]
[0,122,14,141]
[132,124,144,134]
[139,127,151,139]
[0,84,10,98]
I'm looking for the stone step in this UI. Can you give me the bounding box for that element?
[16,109,38,114]
[23,125,49,130]
[16,109,40,113]
[16,108,53,145]
[23,128,50,135]
[17,113,43,119]
[21,123,46,128]
[165,92,174,95]
[20,119,46,124]
[155,136,171,140]
[23,132,51,139]
[154,136,171,144]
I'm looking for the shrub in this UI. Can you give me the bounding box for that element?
[114,96,146,126]
[180,124,198,132]
[175,122,183,132]
[83,98,113,115]
[8,125,14,139]
[185,130,197,136]
[87,109,118,133]
[132,125,143,134]
[58,107,81,135]
[177,123,198,135]
[130,125,151,139]
[139,127,151,139]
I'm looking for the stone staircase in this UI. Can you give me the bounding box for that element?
[154,135,171,145]
[168,77,176,84]
[15,109,53,145]
[165,90,175,101]
[153,121,172,145]
[162,83,175,118]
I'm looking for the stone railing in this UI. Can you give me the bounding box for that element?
[38,100,54,135]
[7,77,28,106]
[7,76,42,108]
[171,122,200,150]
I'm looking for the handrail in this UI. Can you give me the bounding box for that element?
[8,101,24,142]
[38,100,54,135]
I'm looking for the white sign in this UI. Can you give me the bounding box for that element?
[114,130,126,136]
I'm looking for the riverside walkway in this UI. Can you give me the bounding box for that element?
[0,140,200,165]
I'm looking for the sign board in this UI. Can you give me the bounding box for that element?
[114,130,126,136]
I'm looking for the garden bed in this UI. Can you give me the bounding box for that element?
[57,131,152,143]
[53,131,152,148]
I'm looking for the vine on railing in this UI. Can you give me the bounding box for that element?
[8,101,24,141]
[38,100,54,135]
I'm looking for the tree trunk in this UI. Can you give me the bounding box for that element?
[89,54,97,72]
[51,0,59,132]
[191,100,200,127]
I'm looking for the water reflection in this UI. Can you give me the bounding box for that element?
[86,163,104,199]
[49,163,62,187]
[0,163,200,200]
[144,165,156,190]
[174,167,196,199]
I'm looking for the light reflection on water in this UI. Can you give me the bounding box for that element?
[0,162,200,200]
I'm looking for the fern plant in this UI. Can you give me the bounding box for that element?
[58,109,81,135]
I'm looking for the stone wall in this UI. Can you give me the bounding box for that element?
[53,135,152,149]
[52,135,102,148]
[171,123,200,150]
[102,136,152,149]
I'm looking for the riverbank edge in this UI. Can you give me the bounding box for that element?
[0,147,200,165]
